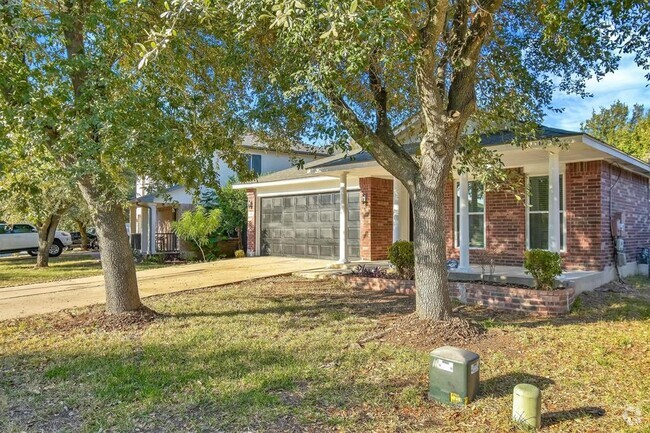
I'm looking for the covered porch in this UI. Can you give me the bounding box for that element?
[128,203,181,255]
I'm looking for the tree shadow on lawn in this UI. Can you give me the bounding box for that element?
[541,406,606,427]
[0,254,98,266]
[0,341,440,432]
[169,289,416,323]
[162,274,650,336]
[1,345,308,431]
[479,372,554,398]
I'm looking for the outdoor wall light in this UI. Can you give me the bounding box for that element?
[361,192,368,205]
[248,200,254,210]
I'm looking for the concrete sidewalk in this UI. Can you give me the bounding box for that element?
[0,256,333,320]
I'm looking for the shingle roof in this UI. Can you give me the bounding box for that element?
[242,125,584,185]
[478,126,580,146]
[240,134,330,156]
[243,148,365,184]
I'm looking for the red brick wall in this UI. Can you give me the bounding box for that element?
[360,177,393,260]
[444,180,455,258]
[337,275,577,317]
[564,161,604,270]
[600,162,650,268]
[484,169,526,266]
[445,169,526,266]
[246,189,257,256]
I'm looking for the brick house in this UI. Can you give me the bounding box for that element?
[236,125,650,286]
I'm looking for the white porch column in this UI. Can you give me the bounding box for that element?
[339,172,349,263]
[393,177,410,242]
[148,204,158,254]
[548,151,561,252]
[393,177,401,242]
[139,206,149,254]
[458,173,471,271]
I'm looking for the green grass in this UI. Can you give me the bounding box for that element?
[1,276,649,432]
[0,253,168,288]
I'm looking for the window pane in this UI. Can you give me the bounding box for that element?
[468,182,484,212]
[252,155,262,175]
[469,214,485,248]
[559,174,564,210]
[560,212,566,250]
[455,215,459,247]
[529,213,548,249]
[529,176,549,212]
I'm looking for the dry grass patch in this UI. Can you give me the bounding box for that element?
[0,276,648,432]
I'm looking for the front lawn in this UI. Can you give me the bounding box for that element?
[0,253,169,288]
[1,276,648,432]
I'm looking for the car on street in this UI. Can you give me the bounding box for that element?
[0,223,73,257]
[69,229,99,250]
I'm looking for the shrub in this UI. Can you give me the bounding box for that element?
[524,249,562,290]
[171,206,222,262]
[235,249,246,258]
[387,241,415,280]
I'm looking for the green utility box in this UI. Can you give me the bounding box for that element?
[428,346,480,405]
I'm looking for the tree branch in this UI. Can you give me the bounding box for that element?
[415,0,449,134]
[447,0,504,129]
[326,91,418,190]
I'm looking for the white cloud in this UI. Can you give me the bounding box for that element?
[544,56,650,130]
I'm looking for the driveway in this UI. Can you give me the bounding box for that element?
[0,257,333,320]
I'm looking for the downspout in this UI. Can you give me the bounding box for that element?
[608,163,623,282]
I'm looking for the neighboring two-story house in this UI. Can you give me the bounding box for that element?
[129,135,327,255]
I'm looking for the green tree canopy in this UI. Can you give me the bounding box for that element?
[582,101,650,161]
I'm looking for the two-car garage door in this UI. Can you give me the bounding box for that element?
[260,191,360,260]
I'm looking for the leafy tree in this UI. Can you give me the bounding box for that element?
[199,180,247,253]
[0,150,75,267]
[582,101,650,161]
[171,206,222,261]
[216,187,247,250]
[153,0,648,320]
[214,181,247,249]
[60,202,94,249]
[0,0,266,313]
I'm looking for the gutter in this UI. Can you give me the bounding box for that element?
[233,175,339,190]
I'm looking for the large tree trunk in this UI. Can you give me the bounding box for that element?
[78,181,143,313]
[35,214,62,268]
[411,130,456,321]
[75,219,90,249]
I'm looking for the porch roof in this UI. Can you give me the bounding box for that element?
[235,125,650,190]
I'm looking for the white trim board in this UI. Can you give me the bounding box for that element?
[257,187,361,198]
[233,175,338,189]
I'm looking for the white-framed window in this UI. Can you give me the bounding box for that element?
[527,175,565,251]
[246,154,262,175]
[455,180,486,249]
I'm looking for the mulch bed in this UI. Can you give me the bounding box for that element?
[357,313,486,352]
[52,306,160,333]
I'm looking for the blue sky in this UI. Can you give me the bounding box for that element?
[544,56,650,131]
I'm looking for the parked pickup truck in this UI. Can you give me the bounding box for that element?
[0,223,73,257]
